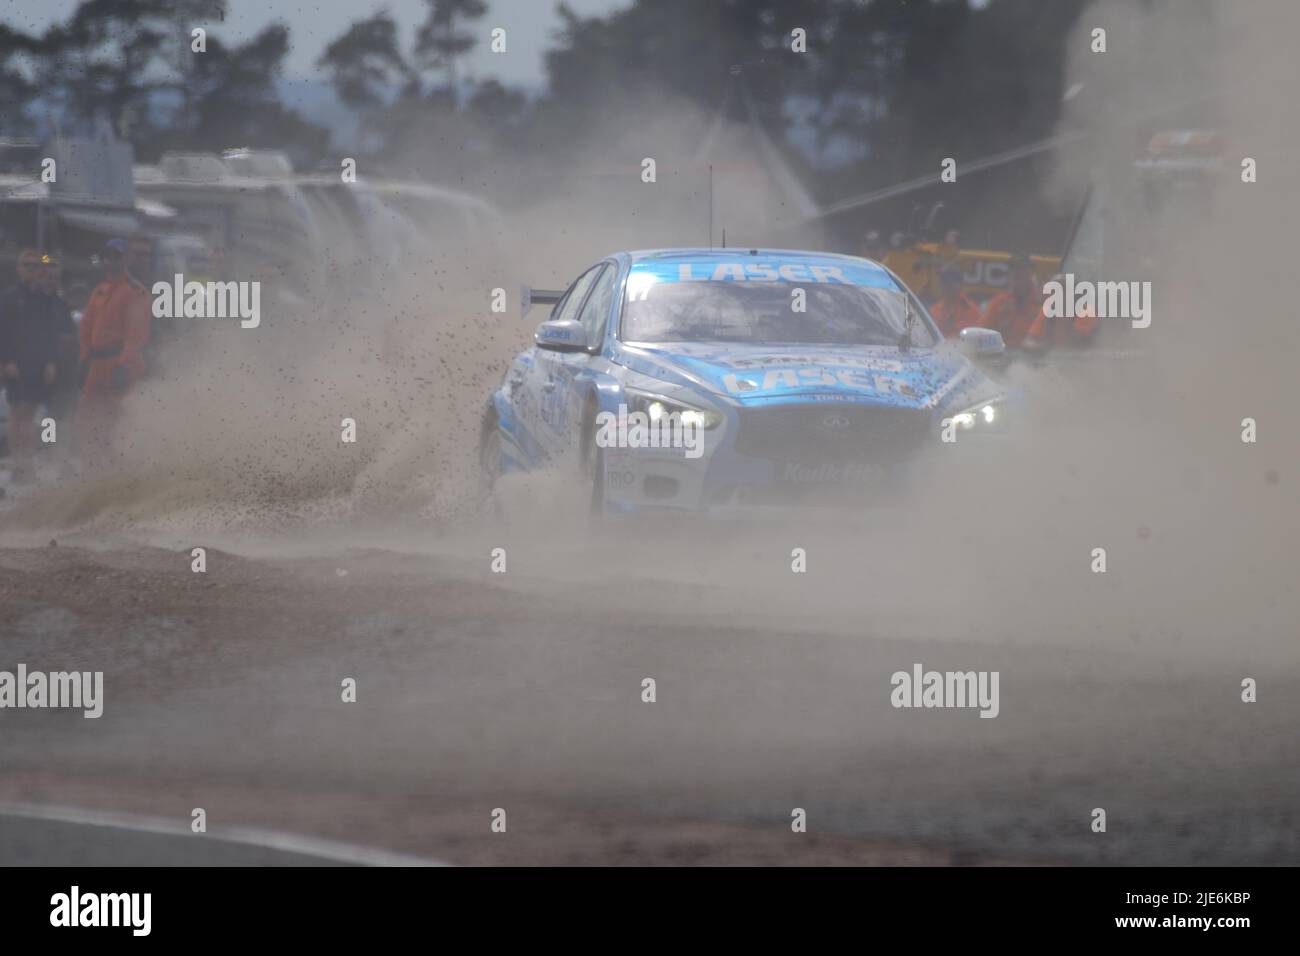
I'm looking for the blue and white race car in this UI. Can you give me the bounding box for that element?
[481,248,1009,514]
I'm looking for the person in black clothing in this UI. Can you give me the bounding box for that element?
[35,254,79,447]
[1,250,76,481]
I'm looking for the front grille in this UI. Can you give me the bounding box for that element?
[732,404,929,465]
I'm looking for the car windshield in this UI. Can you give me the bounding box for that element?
[621,276,937,348]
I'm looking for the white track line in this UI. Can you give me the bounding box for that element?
[0,801,451,867]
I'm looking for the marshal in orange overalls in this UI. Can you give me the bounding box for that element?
[77,273,151,438]
[1025,304,1099,350]
[982,290,1041,349]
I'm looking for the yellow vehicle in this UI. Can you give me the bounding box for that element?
[882,240,1061,306]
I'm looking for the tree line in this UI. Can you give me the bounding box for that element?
[1,0,1093,243]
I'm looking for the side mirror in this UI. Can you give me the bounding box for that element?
[957,326,1005,357]
[535,319,588,352]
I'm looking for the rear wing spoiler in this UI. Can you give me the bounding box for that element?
[521,286,564,318]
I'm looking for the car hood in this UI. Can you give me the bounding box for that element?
[613,341,1000,413]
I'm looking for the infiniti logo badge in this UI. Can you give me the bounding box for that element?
[821,414,851,431]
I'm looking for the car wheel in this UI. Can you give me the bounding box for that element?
[479,412,504,512]
[579,402,605,518]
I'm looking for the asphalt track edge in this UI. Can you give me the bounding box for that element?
[0,801,450,867]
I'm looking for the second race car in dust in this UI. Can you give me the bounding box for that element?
[481,248,1010,514]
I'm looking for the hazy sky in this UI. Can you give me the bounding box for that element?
[8,0,629,88]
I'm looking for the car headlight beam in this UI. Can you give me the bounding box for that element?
[950,401,1001,430]
[626,389,722,430]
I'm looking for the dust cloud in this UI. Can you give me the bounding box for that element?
[3,4,1295,679]
[2,2,1297,866]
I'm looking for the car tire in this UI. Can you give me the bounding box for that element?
[580,401,606,519]
[478,410,505,519]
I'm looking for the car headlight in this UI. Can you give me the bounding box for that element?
[624,389,723,430]
[951,402,1000,430]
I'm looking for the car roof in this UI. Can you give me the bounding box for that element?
[623,247,879,265]
[612,248,900,290]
